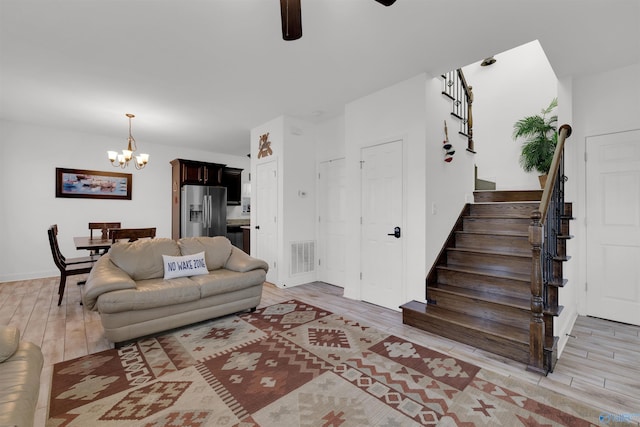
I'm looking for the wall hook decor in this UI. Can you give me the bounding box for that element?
[443,120,455,162]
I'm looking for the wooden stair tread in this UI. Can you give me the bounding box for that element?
[456,229,528,237]
[447,247,532,259]
[557,234,574,240]
[548,278,568,287]
[401,301,529,344]
[545,305,564,316]
[436,265,530,282]
[430,284,530,310]
[467,214,532,219]
[473,202,539,206]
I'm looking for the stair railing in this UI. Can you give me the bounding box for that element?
[528,124,572,374]
[441,69,475,152]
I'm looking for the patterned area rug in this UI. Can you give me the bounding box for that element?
[48,300,606,426]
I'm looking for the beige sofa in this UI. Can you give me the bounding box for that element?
[0,325,44,427]
[83,236,268,344]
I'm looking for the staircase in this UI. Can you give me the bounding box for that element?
[401,188,573,373]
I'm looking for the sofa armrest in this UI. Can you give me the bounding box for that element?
[0,325,19,362]
[83,255,137,310]
[224,247,269,273]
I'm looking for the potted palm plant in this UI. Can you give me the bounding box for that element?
[512,98,558,188]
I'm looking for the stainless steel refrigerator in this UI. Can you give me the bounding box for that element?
[181,185,227,237]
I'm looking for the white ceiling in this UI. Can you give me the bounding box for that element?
[1,0,638,156]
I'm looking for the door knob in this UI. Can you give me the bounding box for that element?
[387,226,401,238]
[255,225,260,229]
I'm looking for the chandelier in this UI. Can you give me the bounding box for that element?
[107,113,149,169]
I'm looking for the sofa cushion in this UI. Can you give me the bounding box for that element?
[109,238,181,281]
[0,340,43,427]
[0,326,20,363]
[178,236,233,271]
[162,252,209,279]
[190,268,267,299]
[95,276,202,313]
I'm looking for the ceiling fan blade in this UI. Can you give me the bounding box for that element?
[374,0,397,5]
[280,0,302,41]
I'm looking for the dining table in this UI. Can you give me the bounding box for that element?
[73,236,112,254]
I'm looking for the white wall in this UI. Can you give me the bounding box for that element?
[250,116,284,284]
[424,76,476,281]
[250,116,317,287]
[0,119,249,282]
[555,75,577,356]
[462,40,558,190]
[315,114,346,162]
[552,63,640,355]
[344,74,427,306]
[569,62,640,313]
[282,117,317,287]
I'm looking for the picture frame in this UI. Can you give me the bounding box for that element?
[55,168,132,200]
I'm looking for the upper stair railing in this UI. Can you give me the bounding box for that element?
[528,124,572,374]
[442,69,475,152]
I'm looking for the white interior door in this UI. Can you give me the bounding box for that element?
[256,160,278,283]
[586,129,640,326]
[361,140,404,310]
[318,158,346,287]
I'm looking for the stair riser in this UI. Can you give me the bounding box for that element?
[402,308,530,364]
[455,233,530,255]
[447,251,531,275]
[427,288,531,326]
[437,269,530,299]
[473,190,542,203]
[463,217,529,233]
[470,203,539,218]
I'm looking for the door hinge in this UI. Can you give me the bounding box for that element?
[360,160,365,169]
[318,259,321,266]
[360,272,362,280]
[584,151,587,162]
[273,261,277,269]
[318,215,321,223]
[585,282,588,291]
[360,217,362,225]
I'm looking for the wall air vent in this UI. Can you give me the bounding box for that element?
[290,240,315,276]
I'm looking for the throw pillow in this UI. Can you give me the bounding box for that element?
[162,251,209,280]
[110,238,181,281]
[178,236,233,270]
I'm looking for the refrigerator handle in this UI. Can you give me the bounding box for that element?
[205,195,209,228]
[208,195,213,228]
[203,195,208,230]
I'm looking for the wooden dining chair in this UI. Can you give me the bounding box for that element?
[50,225,100,265]
[48,225,95,306]
[109,227,156,243]
[89,222,121,254]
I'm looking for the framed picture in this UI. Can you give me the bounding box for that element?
[55,168,132,200]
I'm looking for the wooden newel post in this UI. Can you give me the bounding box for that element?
[528,210,546,374]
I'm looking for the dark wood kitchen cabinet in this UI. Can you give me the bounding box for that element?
[171,159,224,186]
[222,167,242,205]
[170,159,244,206]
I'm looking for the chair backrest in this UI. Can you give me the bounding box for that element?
[109,227,156,243]
[48,225,66,271]
[89,222,122,239]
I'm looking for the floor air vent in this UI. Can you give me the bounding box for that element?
[290,240,315,275]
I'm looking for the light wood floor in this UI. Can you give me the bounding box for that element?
[1,277,639,426]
